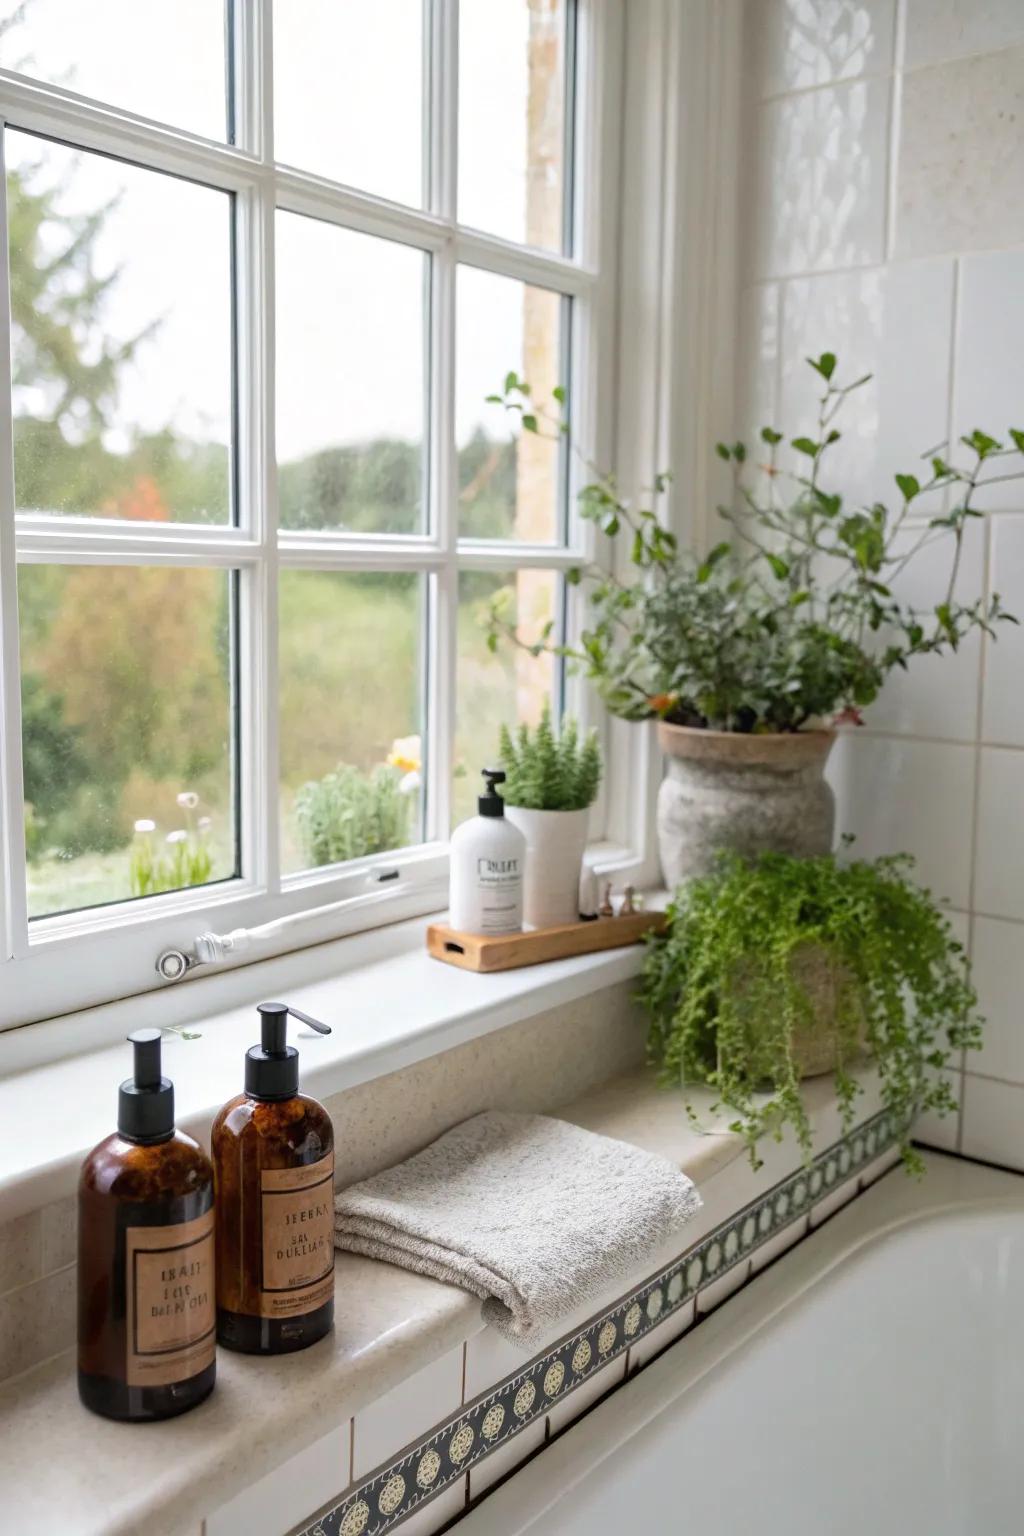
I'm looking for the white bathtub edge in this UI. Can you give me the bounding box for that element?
[459,1152,1024,1534]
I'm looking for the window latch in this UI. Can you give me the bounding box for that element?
[154,874,411,982]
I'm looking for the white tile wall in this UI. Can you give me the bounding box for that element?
[827,733,975,906]
[972,918,1024,1085]
[747,77,890,279]
[903,0,1024,71]
[954,253,1024,513]
[866,519,984,742]
[547,1355,627,1432]
[913,1071,962,1155]
[205,1423,350,1536]
[961,1074,1024,1170]
[778,259,955,511]
[983,520,1024,746]
[394,1481,467,1536]
[739,0,1024,1168]
[351,1345,464,1481]
[467,1420,546,1499]
[627,1297,696,1372]
[746,0,896,97]
[975,750,1024,922]
[894,48,1024,258]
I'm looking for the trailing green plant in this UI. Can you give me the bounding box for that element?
[295,762,412,867]
[484,358,1024,731]
[641,848,981,1173]
[499,703,602,811]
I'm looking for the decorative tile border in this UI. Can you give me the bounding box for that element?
[299,1106,905,1536]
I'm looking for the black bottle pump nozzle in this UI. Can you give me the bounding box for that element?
[118,1028,175,1144]
[245,1002,332,1102]
[478,767,507,818]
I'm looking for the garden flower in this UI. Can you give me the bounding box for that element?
[133,819,156,834]
[387,735,421,774]
[177,791,200,809]
[198,816,212,832]
[399,770,421,796]
[166,829,188,844]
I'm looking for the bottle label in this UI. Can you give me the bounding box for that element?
[125,1209,215,1388]
[259,1150,335,1319]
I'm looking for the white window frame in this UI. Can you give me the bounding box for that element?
[0,0,662,1033]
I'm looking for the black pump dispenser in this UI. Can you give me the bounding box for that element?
[117,1029,175,1144]
[245,1002,332,1102]
[478,767,507,818]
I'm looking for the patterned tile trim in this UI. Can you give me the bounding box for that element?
[298,1106,904,1536]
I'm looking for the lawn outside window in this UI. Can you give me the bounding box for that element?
[0,0,637,1032]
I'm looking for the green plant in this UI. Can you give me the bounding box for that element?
[129,795,214,897]
[641,849,980,1173]
[295,762,413,867]
[485,357,1024,731]
[499,703,602,811]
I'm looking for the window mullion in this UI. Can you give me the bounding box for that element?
[236,0,279,898]
[422,0,459,844]
[0,128,28,962]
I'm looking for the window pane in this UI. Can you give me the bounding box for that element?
[459,0,569,250]
[7,131,233,524]
[19,564,236,919]
[455,569,559,826]
[0,1,227,139]
[279,572,424,873]
[457,267,566,542]
[277,215,426,535]
[273,0,423,206]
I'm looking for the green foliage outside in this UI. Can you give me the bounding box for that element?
[498,702,601,811]
[295,763,414,868]
[10,89,513,912]
[641,849,981,1173]
[487,358,1024,731]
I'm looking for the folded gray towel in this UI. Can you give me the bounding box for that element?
[334,1110,701,1344]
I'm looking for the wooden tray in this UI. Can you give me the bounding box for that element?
[426,910,665,973]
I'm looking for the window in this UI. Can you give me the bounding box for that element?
[0,0,621,1031]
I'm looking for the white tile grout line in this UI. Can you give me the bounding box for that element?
[741,239,1024,292]
[958,251,985,1158]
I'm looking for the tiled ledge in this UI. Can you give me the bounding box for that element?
[0,1063,890,1536]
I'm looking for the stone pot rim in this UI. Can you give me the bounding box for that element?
[657,720,837,769]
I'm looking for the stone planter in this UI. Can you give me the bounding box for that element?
[504,805,590,928]
[656,723,836,888]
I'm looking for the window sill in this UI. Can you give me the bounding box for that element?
[0,902,664,1222]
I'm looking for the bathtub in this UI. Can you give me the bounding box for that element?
[460,1152,1023,1536]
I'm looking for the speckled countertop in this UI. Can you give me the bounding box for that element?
[0,1072,748,1536]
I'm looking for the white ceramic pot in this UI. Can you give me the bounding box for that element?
[504,806,590,929]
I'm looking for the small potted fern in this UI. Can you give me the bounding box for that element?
[499,704,602,928]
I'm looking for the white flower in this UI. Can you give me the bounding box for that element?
[166,829,188,844]
[387,735,421,774]
[134,819,156,834]
[399,769,421,796]
[177,791,199,810]
[197,816,212,832]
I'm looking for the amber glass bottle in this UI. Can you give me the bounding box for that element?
[78,1030,216,1421]
[213,1002,335,1355]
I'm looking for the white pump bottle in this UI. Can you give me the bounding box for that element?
[449,769,526,935]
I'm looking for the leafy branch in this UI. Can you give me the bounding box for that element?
[481,355,1024,732]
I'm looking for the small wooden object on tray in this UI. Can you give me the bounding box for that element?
[426,910,666,973]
